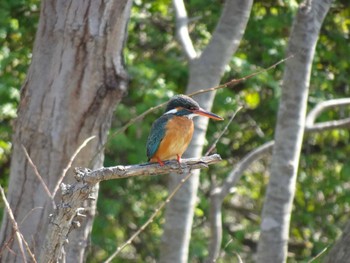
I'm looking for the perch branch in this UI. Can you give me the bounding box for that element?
[39,155,221,263]
[106,106,242,262]
[105,104,241,261]
[81,154,221,184]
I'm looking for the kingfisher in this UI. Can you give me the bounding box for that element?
[146,94,223,166]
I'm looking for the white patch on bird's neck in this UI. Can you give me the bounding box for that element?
[164,108,198,119]
[164,108,178,115]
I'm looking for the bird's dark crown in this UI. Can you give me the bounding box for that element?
[165,95,199,112]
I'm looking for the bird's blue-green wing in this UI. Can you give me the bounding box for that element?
[146,116,170,160]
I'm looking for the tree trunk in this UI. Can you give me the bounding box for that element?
[256,0,333,262]
[324,221,350,262]
[0,0,132,262]
[159,1,253,262]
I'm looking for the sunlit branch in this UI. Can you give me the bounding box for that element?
[305,98,350,132]
[40,155,222,263]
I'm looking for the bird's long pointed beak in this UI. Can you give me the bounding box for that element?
[193,108,224,120]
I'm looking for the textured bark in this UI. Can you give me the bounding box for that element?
[256,0,333,262]
[0,0,132,262]
[39,155,221,263]
[207,141,274,262]
[324,222,350,263]
[159,1,253,262]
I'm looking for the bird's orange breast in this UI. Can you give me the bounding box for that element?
[150,116,194,162]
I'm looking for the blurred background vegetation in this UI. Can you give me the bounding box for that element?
[0,0,349,262]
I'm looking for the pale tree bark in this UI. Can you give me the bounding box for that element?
[324,222,350,263]
[207,96,350,262]
[0,0,132,262]
[159,0,253,262]
[207,141,274,262]
[256,0,333,262]
[39,155,221,263]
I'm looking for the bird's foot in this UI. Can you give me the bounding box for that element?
[157,157,165,166]
[176,154,183,172]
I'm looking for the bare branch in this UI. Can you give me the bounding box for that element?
[205,107,243,156]
[173,0,197,60]
[106,107,240,262]
[104,167,196,262]
[308,246,328,263]
[0,185,37,263]
[52,136,96,198]
[39,155,221,263]
[189,55,294,98]
[206,141,274,262]
[305,98,350,132]
[80,154,221,184]
[22,145,53,200]
[106,107,242,262]
[219,141,274,199]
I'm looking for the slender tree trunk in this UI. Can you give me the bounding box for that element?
[159,1,253,262]
[324,221,350,263]
[256,0,333,262]
[0,0,132,262]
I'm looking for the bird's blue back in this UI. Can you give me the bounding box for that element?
[146,114,172,160]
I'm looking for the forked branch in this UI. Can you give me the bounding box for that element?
[39,155,222,263]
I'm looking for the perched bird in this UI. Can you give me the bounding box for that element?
[146,94,223,166]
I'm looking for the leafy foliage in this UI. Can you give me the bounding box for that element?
[0,0,349,262]
[0,0,39,219]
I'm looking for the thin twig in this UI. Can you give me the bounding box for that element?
[22,145,53,200]
[212,238,243,263]
[91,56,293,166]
[307,246,328,263]
[104,106,243,262]
[0,185,37,263]
[0,207,43,258]
[188,55,293,98]
[205,106,243,156]
[104,168,193,263]
[52,136,95,198]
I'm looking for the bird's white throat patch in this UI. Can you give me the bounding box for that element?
[164,108,197,119]
[164,108,178,115]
